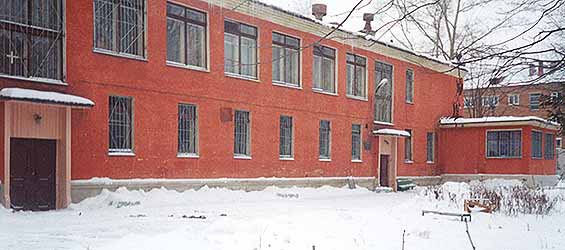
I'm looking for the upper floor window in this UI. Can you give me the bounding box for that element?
[319,120,331,160]
[556,137,562,149]
[346,54,367,99]
[544,133,555,160]
[272,32,300,87]
[487,130,521,158]
[464,97,474,108]
[0,0,64,80]
[109,96,133,153]
[313,45,336,94]
[532,131,542,159]
[482,96,499,108]
[551,91,561,101]
[529,93,541,110]
[508,94,519,106]
[94,0,146,58]
[224,20,257,78]
[178,104,198,156]
[405,69,414,103]
[166,3,207,69]
[375,61,393,123]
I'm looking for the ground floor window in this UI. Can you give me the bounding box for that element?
[486,130,521,158]
[426,132,434,163]
[319,120,331,159]
[351,124,362,161]
[234,110,251,157]
[532,131,542,158]
[545,133,555,159]
[279,115,293,158]
[404,129,413,162]
[178,104,197,155]
[109,96,133,153]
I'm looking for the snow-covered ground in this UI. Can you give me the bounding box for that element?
[1,181,564,250]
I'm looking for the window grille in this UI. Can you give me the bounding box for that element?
[529,93,541,110]
[234,110,250,156]
[109,96,133,152]
[375,62,393,123]
[279,115,293,158]
[272,32,300,86]
[224,20,257,78]
[532,131,542,158]
[404,129,412,161]
[406,69,414,103]
[346,53,367,98]
[487,131,522,158]
[319,120,331,159]
[178,104,197,155]
[351,124,361,161]
[94,0,146,57]
[313,45,335,93]
[544,133,555,159]
[426,132,434,162]
[0,0,64,80]
[166,2,207,68]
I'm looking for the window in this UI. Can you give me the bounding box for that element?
[234,110,251,157]
[166,3,207,68]
[319,120,331,159]
[178,104,198,155]
[464,97,474,108]
[482,96,499,108]
[224,20,257,78]
[426,132,435,163]
[375,62,393,123]
[404,129,413,162]
[279,115,293,158]
[556,137,562,148]
[94,0,146,57]
[529,93,541,110]
[346,54,367,99]
[109,96,133,153]
[545,133,555,159]
[486,131,521,158]
[312,45,336,93]
[0,0,64,80]
[508,94,519,106]
[351,124,362,161]
[551,91,561,101]
[272,32,300,86]
[532,131,542,158]
[405,69,414,103]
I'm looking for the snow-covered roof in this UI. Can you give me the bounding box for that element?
[373,129,411,137]
[0,88,94,107]
[440,116,561,129]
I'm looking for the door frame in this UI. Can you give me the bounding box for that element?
[377,136,398,191]
[3,101,72,209]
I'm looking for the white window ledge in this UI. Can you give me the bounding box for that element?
[108,151,136,157]
[319,158,332,162]
[166,61,209,73]
[346,95,368,102]
[93,48,147,62]
[178,153,200,159]
[0,74,68,86]
[374,121,394,126]
[426,161,435,164]
[312,88,338,96]
[272,82,302,90]
[225,73,260,83]
[234,155,252,160]
[404,160,414,164]
[279,157,295,161]
[351,159,363,163]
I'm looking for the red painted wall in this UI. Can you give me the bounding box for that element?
[439,125,557,175]
[0,0,460,180]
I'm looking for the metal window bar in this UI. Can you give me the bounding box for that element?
[351,124,361,160]
[319,120,331,159]
[404,130,412,161]
[94,0,145,57]
[0,0,64,80]
[280,116,293,158]
[426,132,434,162]
[109,96,133,152]
[532,131,542,158]
[234,110,250,156]
[544,134,554,159]
[178,104,197,154]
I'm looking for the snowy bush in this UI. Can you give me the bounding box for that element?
[422,180,564,216]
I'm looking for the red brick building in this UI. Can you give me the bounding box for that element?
[0,0,559,210]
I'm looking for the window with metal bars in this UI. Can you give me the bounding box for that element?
[109,96,133,153]
[487,130,522,158]
[319,120,331,159]
[406,69,414,103]
[404,129,413,162]
[529,93,541,110]
[375,62,393,123]
[234,110,251,157]
[0,0,64,80]
[313,45,336,93]
[532,131,542,159]
[426,132,434,163]
[94,0,146,57]
[544,133,555,160]
[178,104,198,155]
[224,20,257,78]
[346,54,367,98]
[351,124,361,161]
[272,32,300,86]
[279,115,293,158]
[166,2,207,68]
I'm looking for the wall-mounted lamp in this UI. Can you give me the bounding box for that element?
[33,113,42,124]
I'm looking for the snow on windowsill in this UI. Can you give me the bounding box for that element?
[0,88,94,107]
[108,151,136,157]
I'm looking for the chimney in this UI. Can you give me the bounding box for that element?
[312,4,327,21]
[362,13,375,35]
[538,61,544,76]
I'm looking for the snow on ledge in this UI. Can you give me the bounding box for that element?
[373,128,411,137]
[0,88,94,107]
[440,116,560,127]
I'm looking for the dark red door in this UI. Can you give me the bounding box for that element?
[380,155,389,187]
[10,138,56,211]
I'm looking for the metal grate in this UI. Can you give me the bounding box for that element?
[351,124,361,160]
[94,0,145,57]
[178,104,198,155]
[544,133,555,159]
[0,0,64,80]
[375,62,393,123]
[532,131,542,158]
[405,129,412,161]
[234,110,250,156]
[319,120,331,159]
[279,115,293,158]
[426,132,434,162]
[109,96,133,152]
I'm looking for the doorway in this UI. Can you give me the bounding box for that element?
[380,155,390,187]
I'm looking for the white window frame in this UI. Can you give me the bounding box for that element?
[529,92,541,110]
[177,103,199,158]
[346,53,368,100]
[508,94,519,106]
[481,95,499,108]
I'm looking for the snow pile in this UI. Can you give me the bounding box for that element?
[558,179,565,188]
[0,88,94,106]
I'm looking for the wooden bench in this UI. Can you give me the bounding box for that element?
[464,198,496,213]
[397,178,416,191]
[422,210,472,222]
